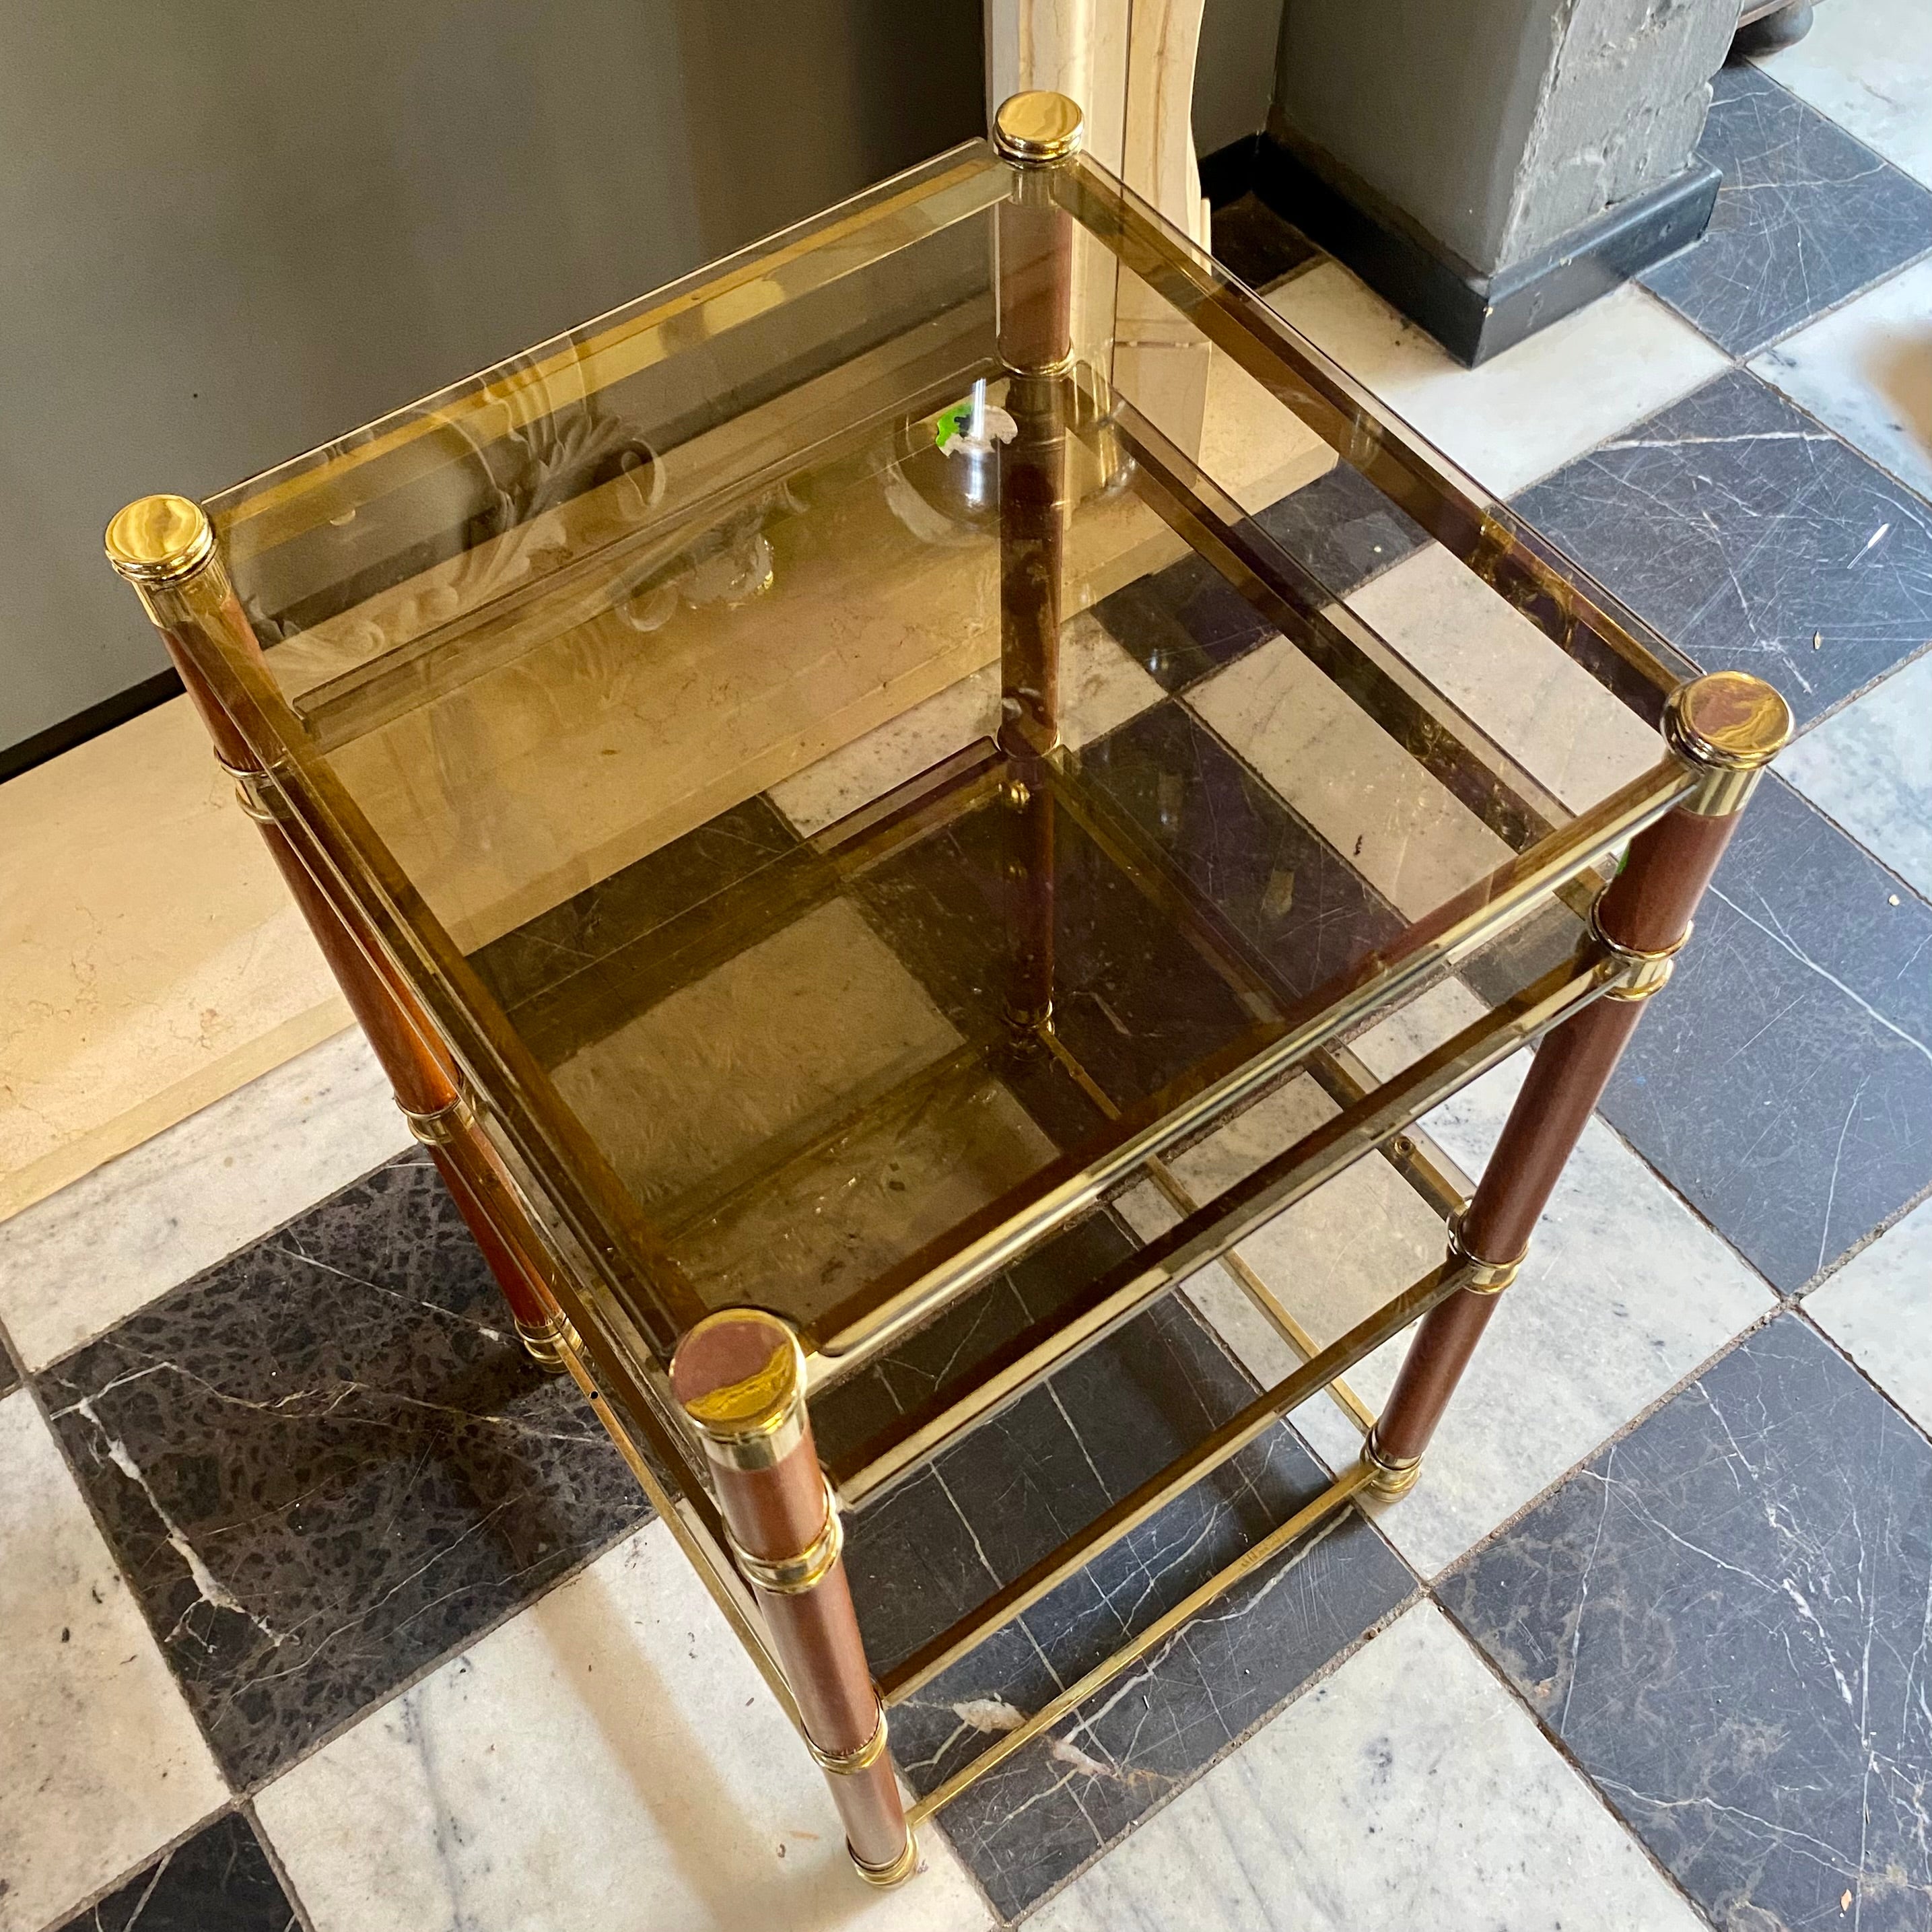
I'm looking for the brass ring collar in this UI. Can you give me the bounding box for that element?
[1589,899,1691,1003]
[730,1474,843,1595]
[400,1085,478,1147]
[850,1830,920,1888]
[807,1701,889,1776]
[1446,1212,1526,1296]
[215,755,291,826]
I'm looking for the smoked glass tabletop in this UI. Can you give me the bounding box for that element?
[192,137,1688,1379]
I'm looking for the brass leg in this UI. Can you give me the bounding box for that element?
[1364,672,1793,1486]
[105,494,570,1371]
[672,1311,915,1885]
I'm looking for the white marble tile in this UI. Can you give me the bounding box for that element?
[0,1025,407,1372]
[1806,1193,1932,1434]
[1266,267,1730,496]
[256,1517,992,1932]
[1347,547,1666,811]
[1756,0,1932,190]
[769,612,1165,835]
[1283,1054,1774,1575]
[1187,634,1512,920]
[0,1389,228,1932]
[1750,254,1932,503]
[1779,646,1932,903]
[1031,1601,1707,1932]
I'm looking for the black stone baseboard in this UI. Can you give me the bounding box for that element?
[0,664,184,787]
[1251,139,1721,366]
[1200,133,1263,211]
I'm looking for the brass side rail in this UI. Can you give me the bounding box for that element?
[872,1257,1459,1707]
[904,1460,1375,1824]
[833,945,1617,1511]
[808,759,1693,1378]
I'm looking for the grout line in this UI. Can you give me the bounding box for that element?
[20,1797,236,1932]
[1793,1302,1932,1455]
[1003,1581,1430,1927]
[1427,1303,1785,1591]
[240,1795,322,1932]
[227,1507,653,1806]
[1433,1603,1727,1931]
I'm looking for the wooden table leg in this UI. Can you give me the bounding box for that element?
[996,95,1078,1045]
[671,1310,916,1886]
[1362,671,1793,1494]
[105,494,572,1369]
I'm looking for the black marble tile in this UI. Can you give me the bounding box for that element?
[1601,775,1932,1292]
[0,1342,18,1402]
[844,1295,1412,1921]
[1075,698,1406,1004]
[1253,462,1430,600]
[1206,194,1319,295]
[811,1208,1143,1474]
[1516,370,1932,725]
[41,1152,649,1789]
[1093,472,1427,697]
[471,794,798,1014]
[1443,1316,1932,1932]
[54,1813,298,1932]
[854,772,1261,1126]
[1094,552,1279,694]
[1641,63,1932,355]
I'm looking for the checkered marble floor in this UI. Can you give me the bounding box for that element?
[4,18,1931,1929]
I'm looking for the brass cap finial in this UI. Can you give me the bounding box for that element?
[1665,672,1793,770]
[105,493,215,586]
[993,91,1084,166]
[670,1308,808,1469]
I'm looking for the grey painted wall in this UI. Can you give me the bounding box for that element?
[0,0,981,757]
[1194,0,1287,156]
[1269,0,1732,276]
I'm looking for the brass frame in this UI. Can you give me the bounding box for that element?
[102,90,1789,1872]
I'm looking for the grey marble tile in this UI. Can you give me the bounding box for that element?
[1515,368,1932,726]
[256,1519,994,1932]
[1779,643,1932,905]
[1443,1315,1932,1932]
[1029,1603,1709,1932]
[843,1297,1412,1923]
[1641,62,1932,356]
[53,1813,299,1932]
[39,1152,650,1789]
[0,1390,227,1932]
[1601,775,1932,1292]
[1091,553,1280,694]
[1805,1192,1932,1436]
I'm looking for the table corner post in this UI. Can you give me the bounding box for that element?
[104,493,570,1371]
[1362,671,1791,1488]
[672,1309,916,1888]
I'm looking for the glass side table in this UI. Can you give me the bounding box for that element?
[105,92,1789,1887]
